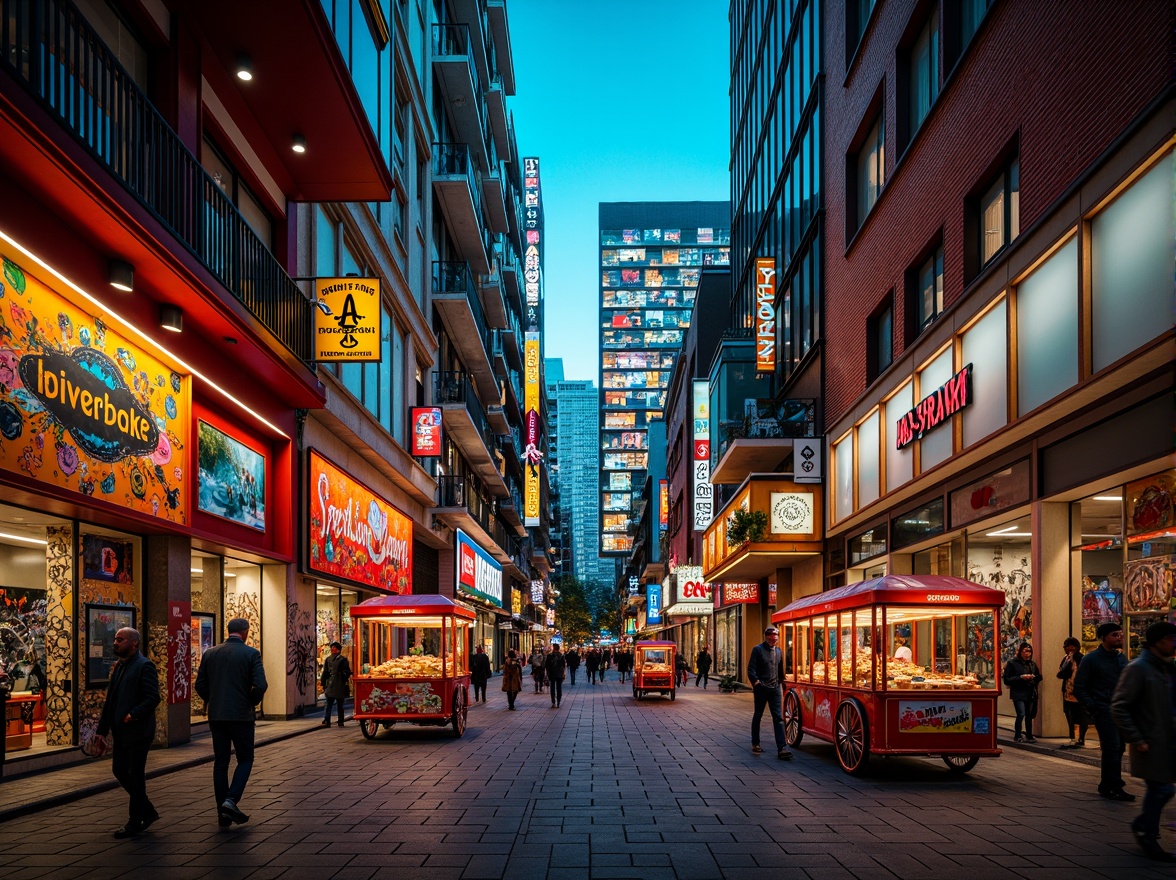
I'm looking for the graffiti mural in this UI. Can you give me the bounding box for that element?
[287,603,315,698]
[968,543,1032,663]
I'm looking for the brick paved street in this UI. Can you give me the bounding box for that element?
[0,676,1164,880]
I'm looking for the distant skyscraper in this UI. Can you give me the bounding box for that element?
[546,360,614,585]
[598,202,730,556]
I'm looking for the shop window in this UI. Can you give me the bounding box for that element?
[1016,237,1078,415]
[833,431,854,521]
[1091,151,1175,372]
[849,525,888,566]
[917,348,954,471]
[967,516,1032,664]
[885,381,914,491]
[1072,491,1125,656]
[223,557,262,649]
[912,535,964,578]
[1123,470,1176,658]
[892,497,945,550]
[857,410,880,508]
[960,299,1007,448]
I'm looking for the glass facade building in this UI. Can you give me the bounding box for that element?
[598,202,730,556]
[730,0,822,386]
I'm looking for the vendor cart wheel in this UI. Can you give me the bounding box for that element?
[783,691,804,747]
[359,719,379,740]
[452,689,467,737]
[632,685,639,699]
[670,689,676,701]
[942,755,979,774]
[834,698,870,775]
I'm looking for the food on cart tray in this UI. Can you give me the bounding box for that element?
[365,654,456,678]
[640,662,672,673]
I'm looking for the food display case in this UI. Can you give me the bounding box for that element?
[632,640,676,701]
[773,575,1005,775]
[349,594,474,739]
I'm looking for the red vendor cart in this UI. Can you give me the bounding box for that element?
[632,640,677,701]
[773,575,1005,775]
[350,594,474,738]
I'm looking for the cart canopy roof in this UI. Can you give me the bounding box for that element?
[635,640,676,648]
[772,575,1006,622]
[350,593,477,620]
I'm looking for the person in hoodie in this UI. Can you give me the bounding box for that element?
[1003,642,1043,742]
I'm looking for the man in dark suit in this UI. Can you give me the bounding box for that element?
[95,627,161,838]
[195,617,268,827]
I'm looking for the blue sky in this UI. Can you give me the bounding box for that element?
[507,1,731,382]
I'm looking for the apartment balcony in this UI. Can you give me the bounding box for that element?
[0,0,324,366]
[497,236,522,311]
[701,475,823,584]
[486,1,517,94]
[432,144,490,275]
[450,0,491,92]
[431,25,488,172]
[479,262,509,328]
[711,399,818,485]
[482,159,510,235]
[434,372,508,497]
[486,74,510,160]
[434,475,514,565]
[431,261,498,400]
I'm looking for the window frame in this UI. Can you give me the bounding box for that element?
[866,292,894,383]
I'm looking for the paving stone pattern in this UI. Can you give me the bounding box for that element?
[0,674,1165,880]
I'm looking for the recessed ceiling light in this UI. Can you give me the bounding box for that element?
[292,133,307,153]
[1093,495,1122,502]
[236,53,253,81]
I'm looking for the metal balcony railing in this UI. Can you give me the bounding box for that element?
[0,0,313,363]
[432,142,483,212]
[434,370,492,440]
[717,398,818,457]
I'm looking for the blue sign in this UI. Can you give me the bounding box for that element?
[455,529,503,607]
[646,583,662,626]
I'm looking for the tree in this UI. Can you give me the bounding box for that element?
[553,574,591,645]
[584,578,623,637]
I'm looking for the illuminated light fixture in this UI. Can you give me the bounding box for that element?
[0,531,48,546]
[291,133,307,153]
[0,229,288,437]
[108,258,134,291]
[986,530,1033,538]
[1093,495,1123,502]
[160,304,183,333]
[236,53,253,81]
[987,525,1022,535]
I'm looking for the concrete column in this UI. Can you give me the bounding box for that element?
[145,533,191,746]
[262,564,301,719]
[1033,500,1071,738]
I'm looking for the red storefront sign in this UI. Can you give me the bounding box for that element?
[895,365,973,449]
[410,407,442,456]
[722,583,760,604]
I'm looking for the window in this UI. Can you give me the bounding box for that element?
[946,0,992,71]
[907,8,939,139]
[847,0,877,63]
[202,137,274,249]
[913,245,945,331]
[854,114,885,230]
[980,158,1019,265]
[867,296,893,382]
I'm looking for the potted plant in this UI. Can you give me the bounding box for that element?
[727,508,768,545]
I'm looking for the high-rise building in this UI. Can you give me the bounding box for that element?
[598,202,730,557]
[546,361,614,586]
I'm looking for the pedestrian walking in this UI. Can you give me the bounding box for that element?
[92,627,160,838]
[470,645,492,703]
[617,647,631,683]
[695,647,712,688]
[747,625,792,760]
[1075,621,1132,801]
[501,649,522,709]
[1056,637,1089,749]
[1110,621,1176,862]
[586,648,600,685]
[675,652,690,687]
[530,646,546,693]
[567,647,580,685]
[1003,642,1042,742]
[545,643,567,707]
[194,617,268,827]
[319,641,351,727]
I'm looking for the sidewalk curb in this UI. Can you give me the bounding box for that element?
[0,717,333,825]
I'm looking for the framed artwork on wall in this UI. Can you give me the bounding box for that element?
[86,603,136,689]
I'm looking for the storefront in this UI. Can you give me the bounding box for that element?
[0,235,302,767]
[825,143,1174,738]
[454,529,506,667]
[660,566,713,673]
[299,444,423,714]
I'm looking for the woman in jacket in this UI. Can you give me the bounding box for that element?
[529,646,546,693]
[501,649,523,710]
[1004,642,1043,742]
[1057,637,1089,748]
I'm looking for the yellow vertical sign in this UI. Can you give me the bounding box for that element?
[524,333,541,526]
[314,277,382,361]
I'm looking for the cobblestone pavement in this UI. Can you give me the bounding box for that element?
[0,674,1166,880]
